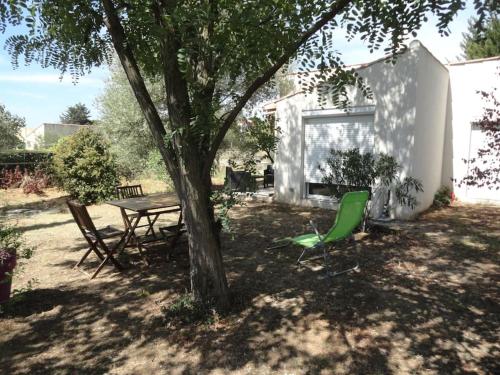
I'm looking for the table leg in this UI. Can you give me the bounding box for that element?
[121,211,149,264]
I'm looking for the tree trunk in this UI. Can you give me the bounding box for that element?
[176,154,230,311]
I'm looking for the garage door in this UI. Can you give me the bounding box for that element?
[303,114,375,184]
[465,127,500,201]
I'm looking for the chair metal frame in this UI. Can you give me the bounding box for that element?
[272,191,369,277]
[297,220,359,277]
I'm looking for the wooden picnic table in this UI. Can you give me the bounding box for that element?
[106,192,183,260]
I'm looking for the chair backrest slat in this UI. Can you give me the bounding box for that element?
[116,184,144,199]
[324,191,369,243]
[67,200,98,236]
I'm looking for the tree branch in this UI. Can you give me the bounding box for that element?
[152,0,192,131]
[203,0,352,175]
[101,0,178,176]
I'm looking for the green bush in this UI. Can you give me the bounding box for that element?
[144,149,169,181]
[320,148,424,211]
[0,150,52,171]
[52,128,118,204]
[433,186,453,208]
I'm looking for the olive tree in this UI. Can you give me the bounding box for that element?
[0,103,25,151]
[0,0,488,310]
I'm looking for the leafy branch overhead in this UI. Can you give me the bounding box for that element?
[1,1,489,162]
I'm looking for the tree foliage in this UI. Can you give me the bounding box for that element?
[52,128,118,204]
[96,61,164,178]
[0,104,25,151]
[0,0,488,308]
[60,103,92,124]
[243,117,281,164]
[461,15,500,59]
[225,117,280,167]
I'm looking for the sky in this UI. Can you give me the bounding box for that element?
[0,2,477,129]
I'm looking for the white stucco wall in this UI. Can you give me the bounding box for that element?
[273,41,449,219]
[409,43,450,217]
[443,58,500,203]
[22,123,89,150]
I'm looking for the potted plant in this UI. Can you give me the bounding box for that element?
[0,225,32,304]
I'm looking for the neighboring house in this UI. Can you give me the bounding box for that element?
[21,123,90,150]
[264,40,499,219]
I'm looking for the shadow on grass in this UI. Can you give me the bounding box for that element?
[0,195,69,214]
[15,218,76,232]
[0,202,498,374]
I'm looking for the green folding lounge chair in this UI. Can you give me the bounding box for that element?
[274,191,369,276]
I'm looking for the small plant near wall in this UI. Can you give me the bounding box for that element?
[0,224,34,308]
[433,186,454,208]
[320,148,424,217]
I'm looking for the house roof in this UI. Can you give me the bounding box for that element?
[447,55,500,66]
[264,40,445,112]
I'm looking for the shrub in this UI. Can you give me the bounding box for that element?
[144,149,172,183]
[0,166,51,194]
[0,150,52,171]
[0,224,34,278]
[433,186,453,208]
[0,166,24,188]
[0,224,35,311]
[162,293,218,326]
[52,128,118,204]
[320,148,424,213]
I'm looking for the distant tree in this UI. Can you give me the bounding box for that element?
[0,104,25,151]
[242,117,281,164]
[60,103,92,125]
[460,86,500,190]
[461,15,500,59]
[96,61,164,178]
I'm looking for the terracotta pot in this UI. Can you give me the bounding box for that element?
[0,252,17,304]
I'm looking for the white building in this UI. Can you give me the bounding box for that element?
[21,123,90,150]
[264,41,499,219]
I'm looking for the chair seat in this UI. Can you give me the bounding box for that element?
[159,224,186,237]
[126,212,157,218]
[86,225,124,240]
[291,233,321,248]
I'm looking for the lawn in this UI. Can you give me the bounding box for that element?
[0,199,499,374]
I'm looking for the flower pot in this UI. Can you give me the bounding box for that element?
[0,253,17,304]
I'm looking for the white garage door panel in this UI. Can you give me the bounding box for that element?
[304,114,375,183]
[466,128,500,201]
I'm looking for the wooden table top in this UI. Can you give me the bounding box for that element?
[106,192,180,212]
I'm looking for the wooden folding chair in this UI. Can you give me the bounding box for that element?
[116,184,157,237]
[67,200,125,279]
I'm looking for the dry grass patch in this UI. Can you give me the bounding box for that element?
[0,200,498,374]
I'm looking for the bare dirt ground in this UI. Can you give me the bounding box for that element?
[0,200,499,374]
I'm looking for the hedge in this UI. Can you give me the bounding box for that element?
[0,150,52,170]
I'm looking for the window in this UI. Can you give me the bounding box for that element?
[303,111,375,201]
